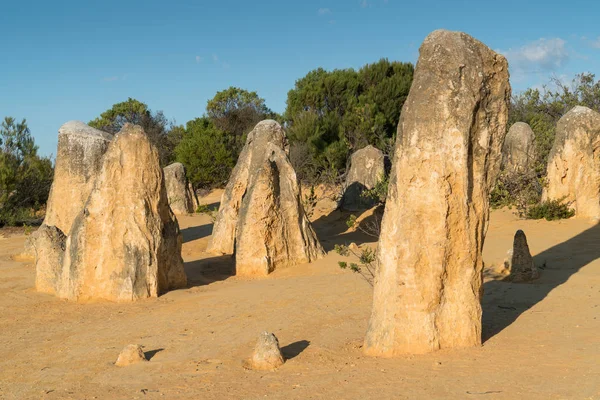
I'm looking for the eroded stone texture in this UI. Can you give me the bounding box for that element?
[33,225,67,294]
[44,121,113,234]
[115,344,147,367]
[502,122,536,173]
[364,30,511,356]
[207,120,288,255]
[341,145,386,211]
[506,230,539,282]
[243,332,285,371]
[163,162,195,214]
[56,124,187,301]
[235,143,324,276]
[542,106,600,220]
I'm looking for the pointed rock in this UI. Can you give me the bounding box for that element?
[243,332,285,371]
[208,120,324,276]
[55,124,187,301]
[506,230,539,282]
[364,30,511,356]
[163,162,195,214]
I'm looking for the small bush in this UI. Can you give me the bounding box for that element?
[361,174,389,205]
[490,171,543,215]
[196,203,218,222]
[525,198,575,221]
[346,214,357,229]
[335,244,376,286]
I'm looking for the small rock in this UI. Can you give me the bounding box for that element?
[115,344,147,367]
[507,230,539,282]
[348,243,359,252]
[243,332,285,371]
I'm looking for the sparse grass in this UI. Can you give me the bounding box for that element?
[525,198,575,221]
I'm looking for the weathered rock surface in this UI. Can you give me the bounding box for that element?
[188,182,200,211]
[243,332,285,371]
[341,145,386,210]
[43,121,113,234]
[55,124,187,301]
[163,162,195,214]
[502,122,536,173]
[235,143,324,276]
[208,120,289,255]
[543,106,600,220]
[208,120,323,276]
[33,225,67,294]
[505,230,538,282]
[115,344,148,367]
[364,30,510,356]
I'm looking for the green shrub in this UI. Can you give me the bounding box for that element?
[525,198,575,221]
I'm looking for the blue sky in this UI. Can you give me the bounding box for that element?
[1,0,599,157]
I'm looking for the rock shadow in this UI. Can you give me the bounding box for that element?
[184,254,235,288]
[312,206,381,251]
[281,340,310,361]
[181,224,213,243]
[144,348,164,361]
[482,223,600,342]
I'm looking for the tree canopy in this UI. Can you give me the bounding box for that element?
[285,59,414,182]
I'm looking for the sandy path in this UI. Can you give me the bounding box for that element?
[0,198,599,399]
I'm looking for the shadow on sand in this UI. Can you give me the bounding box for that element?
[181,224,213,243]
[184,254,235,288]
[311,207,382,251]
[482,223,600,342]
[281,340,310,360]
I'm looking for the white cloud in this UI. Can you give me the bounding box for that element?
[360,0,369,7]
[317,8,331,16]
[195,55,202,64]
[589,37,600,49]
[499,38,569,72]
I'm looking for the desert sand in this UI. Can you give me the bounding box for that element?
[0,190,599,399]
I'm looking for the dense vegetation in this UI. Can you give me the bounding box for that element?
[0,118,53,226]
[3,63,599,226]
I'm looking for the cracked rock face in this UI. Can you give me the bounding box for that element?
[207,120,324,276]
[341,145,386,211]
[43,121,113,235]
[364,30,511,356]
[543,106,600,221]
[52,124,187,301]
[502,122,536,173]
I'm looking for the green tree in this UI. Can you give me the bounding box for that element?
[0,117,53,226]
[285,59,413,182]
[206,87,279,155]
[89,98,177,165]
[174,118,234,189]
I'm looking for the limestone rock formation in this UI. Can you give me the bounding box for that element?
[33,225,67,294]
[543,106,600,220]
[115,344,148,367]
[364,30,510,356]
[502,122,536,173]
[208,120,289,255]
[188,182,200,211]
[207,120,323,277]
[243,332,285,371]
[43,121,113,234]
[505,230,538,282]
[163,162,195,214]
[341,145,387,210]
[54,124,187,301]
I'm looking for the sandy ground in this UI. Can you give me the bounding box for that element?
[0,190,599,399]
